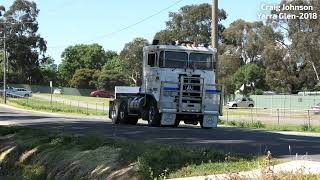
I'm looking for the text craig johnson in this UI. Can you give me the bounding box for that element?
[261,3,313,12]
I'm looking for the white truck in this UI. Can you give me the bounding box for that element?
[109,41,223,128]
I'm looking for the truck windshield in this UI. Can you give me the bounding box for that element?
[163,51,188,68]
[189,53,213,70]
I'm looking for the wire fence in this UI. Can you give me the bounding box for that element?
[222,107,320,126]
[1,95,109,116]
[226,94,320,110]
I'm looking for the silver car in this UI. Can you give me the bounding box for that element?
[227,97,254,108]
[7,88,33,97]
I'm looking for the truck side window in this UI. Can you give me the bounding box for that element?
[148,53,156,67]
[159,51,164,67]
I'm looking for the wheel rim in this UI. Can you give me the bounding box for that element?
[111,106,117,119]
[149,105,155,122]
[119,104,125,120]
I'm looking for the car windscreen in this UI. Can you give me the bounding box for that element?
[162,51,188,68]
[189,53,213,70]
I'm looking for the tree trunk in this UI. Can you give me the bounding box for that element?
[309,61,320,82]
[130,74,137,85]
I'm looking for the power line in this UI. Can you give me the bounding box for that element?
[47,0,184,49]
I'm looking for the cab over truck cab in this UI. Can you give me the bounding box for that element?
[109,42,223,128]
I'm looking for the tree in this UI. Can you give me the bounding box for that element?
[119,38,149,86]
[69,68,97,89]
[58,44,107,86]
[232,64,265,95]
[222,20,267,64]
[104,56,126,73]
[38,56,57,84]
[217,54,241,95]
[268,0,320,90]
[0,0,47,84]
[96,69,128,91]
[262,44,301,93]
[105,50,118,61]
[154,3,227,44]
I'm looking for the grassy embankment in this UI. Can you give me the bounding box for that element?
[220,119,320,133]
[4,97,108,116]
[33,93,111,104]
[0,126,264,179]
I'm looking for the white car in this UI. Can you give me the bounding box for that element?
[227,97,254,108]
[53,88,63,94]
[7,88,32,97]
[311,103,320,114]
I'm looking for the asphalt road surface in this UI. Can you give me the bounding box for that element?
[1,104,320,161]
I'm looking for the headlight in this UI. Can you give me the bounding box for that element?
[163,87,178,97]
[164,91,177,97]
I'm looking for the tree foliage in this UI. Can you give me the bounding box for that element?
[154,3,227,44]
[232,64,265,95]
[58,44,108,86]
[217,54,241,94]
[119,38,149,86]
[69,68,98,89]
[96,69,128,91]
[0,0,47,84]
[262,0,320,92]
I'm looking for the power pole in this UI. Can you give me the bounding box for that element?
[212,0,218,83]
[212,0,218,49]
[3,31,6,104]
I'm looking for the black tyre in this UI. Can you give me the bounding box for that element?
[249,104,254,107]
[148,101,161,127]
[24,94,29,97]
[110,99,128,124]
[232,104,237,107]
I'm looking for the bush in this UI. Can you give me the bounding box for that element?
[254,89,263,95]
[301,124,315,132]
[251,121,265,128]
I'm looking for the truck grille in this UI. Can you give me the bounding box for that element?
[178,74,204,112]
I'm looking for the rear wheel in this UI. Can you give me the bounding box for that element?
[110,99,128,124]
[24,94,29,97]
[148,101,161,127]
[249,104,254,107]
[232,104,237,107]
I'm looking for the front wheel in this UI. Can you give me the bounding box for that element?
[249,104,254,107]
[148,102,161,127]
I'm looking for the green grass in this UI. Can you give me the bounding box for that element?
[34,93,111,104]
[6,97,107,116]
[0,126,263,179]
[168,159,262,178]
[219,119,320,133]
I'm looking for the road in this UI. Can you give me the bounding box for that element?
[1,104,320,161]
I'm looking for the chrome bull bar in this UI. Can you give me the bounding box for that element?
[159,80,224,115]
